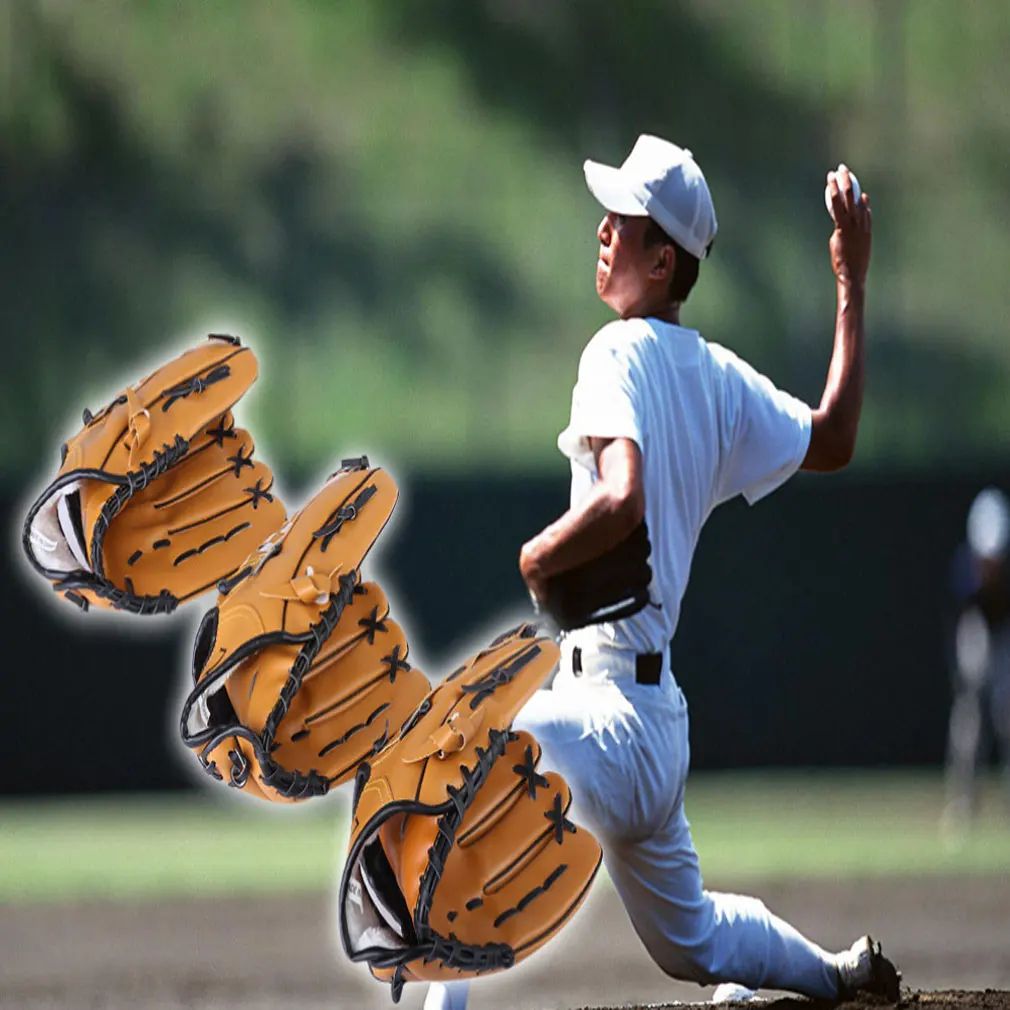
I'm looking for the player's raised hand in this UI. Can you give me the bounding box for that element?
[827,165,872,288]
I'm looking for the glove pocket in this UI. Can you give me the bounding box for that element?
[275,665,432,788]
[499,823,602,963]
[123,415,251,509]
[426,768,599,951]
[226,615,407,728]
[102,485,284,605]
[304,618,410,695]
[455,731,541,847]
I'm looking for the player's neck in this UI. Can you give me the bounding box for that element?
[620,300,681,326]
[651,303,681,325]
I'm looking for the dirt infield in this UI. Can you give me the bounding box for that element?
[697,993,1010,1010]
[2,875,1007,1010]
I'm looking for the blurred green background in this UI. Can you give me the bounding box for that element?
[5,0,1010,478]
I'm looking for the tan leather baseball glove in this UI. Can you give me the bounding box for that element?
[180,457,431,802]
[339,623,603,1002]
[22,334,286,615]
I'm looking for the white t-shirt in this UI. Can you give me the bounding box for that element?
[557,317,812,655]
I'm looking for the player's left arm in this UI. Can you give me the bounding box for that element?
[519,436,644,602]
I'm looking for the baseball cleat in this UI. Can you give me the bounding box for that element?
[835,935,901,1002]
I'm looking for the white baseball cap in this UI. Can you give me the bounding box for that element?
[583,134,718,261]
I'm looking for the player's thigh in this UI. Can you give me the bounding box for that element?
[513,689,636,837]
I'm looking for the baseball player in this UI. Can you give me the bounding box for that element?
[943,486,1010,830]
[424,135,898,1010]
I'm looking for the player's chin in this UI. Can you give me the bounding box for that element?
[596,274,623,313]
[595,262,609,296]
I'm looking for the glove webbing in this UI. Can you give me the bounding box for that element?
[197,571,361,800]
[41,435,193,615]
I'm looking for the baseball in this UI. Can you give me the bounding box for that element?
[824,166,860,222]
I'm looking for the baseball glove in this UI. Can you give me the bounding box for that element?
[22,334,285,615]
[541,520,654,630]
[339,623,603,1002]
[180,457,431,802]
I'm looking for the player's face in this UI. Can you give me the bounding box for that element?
[594,212,660,317]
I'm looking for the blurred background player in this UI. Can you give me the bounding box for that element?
[942,487,1010,831]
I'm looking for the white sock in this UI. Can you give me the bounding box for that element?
[422,979,471,1010]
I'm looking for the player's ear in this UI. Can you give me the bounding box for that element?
[650,243,675,282]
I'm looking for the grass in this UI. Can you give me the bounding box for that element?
[0,792,351,903]
[0,772,1007,904]
[686,770,1010,882]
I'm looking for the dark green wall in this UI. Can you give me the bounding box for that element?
[5,468,1004,795]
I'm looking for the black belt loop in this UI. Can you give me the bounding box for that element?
[635,653,662,685]
[572,646,583,676]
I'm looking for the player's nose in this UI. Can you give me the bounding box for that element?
[597,215,612,244]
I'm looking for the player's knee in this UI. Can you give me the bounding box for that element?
[659,949,720,985]
[642,893,769,985]
[645,936,721,985]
